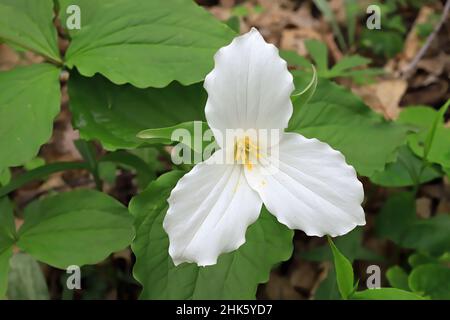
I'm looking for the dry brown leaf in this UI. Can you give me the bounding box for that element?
[422,184,444,199]
[208,6,231,21]
[219,0,236,8]
[436,176,450,213]
[397,6,435,72]
[280,28,322,56]
[113,248,132,264]
[310,261,332,296]
[416,197,432,218]
[0,44,20,71]
[409,73,440,88]
[289,261,318,292]
[402,80,449,106]
[329,0,345,23]
[0,43,45,72]
[264,272,304,300]
[37,174,66,193]
[352,79,407,120]
[417,51,450,76]
[288,3,321,29]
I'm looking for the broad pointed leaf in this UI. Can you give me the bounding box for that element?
[0,0,60,62]
[370,145,442,187]
[351,288,424,300]
[59,0,235,88]
[398,106,450,168]
[0,64,61,172]
[386,266,410,291]
[409,264,450,300]
[68,72,206,151]
[17,189,134,269]
[328,237,354,299]
[376,192,450,255]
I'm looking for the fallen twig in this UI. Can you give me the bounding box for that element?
[401,0,450,79]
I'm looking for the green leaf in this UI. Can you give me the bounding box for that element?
[289,75,408,177]
[370,145,442,187]
[283,49,381,83]
[129,148,165,174]
[398,105,437,127]
[100,151,155,189]
[7,253,49,300]
[68,71,206,151]
[351,288,424,300]
[307,228,380,300]
[98,162,117,185]
[402,106,450,168]
[386,266,410,291]
[291,65,318,109]
[338,68,384,85]
[59,0,235,88]
[399,104,450,168]
[361,30,404,58]
[344,0,359,46]
[74,140,98,171]
[0,248,11,300]
[16,189,134,269]
[137,121,214,155]
[0,64,61,172]
[225,16,240,34]
[280,50,311,69]
[0,168,11,186]
[409,264,450,300]
[130,171,294,299]
[0,197,15,298]
[376,191,416,243]
[423,99,450,161]
[0,162,89,198]
[401,215,450,255]
[74,139,102,189]
[0,197,15,245]
[408,252,440,268]
[0,0,61,63]
[385,15,407,34]
[376,192,450,255]
[231,4,250,17]
[329,55,371,75]
[328,237,354,299]
[305,40,329,73]
[314,266,341,300]
[23,157,46,171]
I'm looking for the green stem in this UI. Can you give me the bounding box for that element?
[74,140,103,191]
[412,99,450,194]
[423,99,450,160]
[0,162,89,198]
[313,0,348,51]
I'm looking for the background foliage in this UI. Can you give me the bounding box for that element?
[0,0,448,300]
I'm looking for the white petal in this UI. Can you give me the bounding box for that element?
[164,150,262,266]
[204,28,294,146]
[245,133,365,237]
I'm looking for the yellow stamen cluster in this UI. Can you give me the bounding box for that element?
[234,136,260,170]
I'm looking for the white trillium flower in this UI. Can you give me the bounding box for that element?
[164,28,365,267]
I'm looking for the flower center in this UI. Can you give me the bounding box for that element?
[234,136,260,170]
